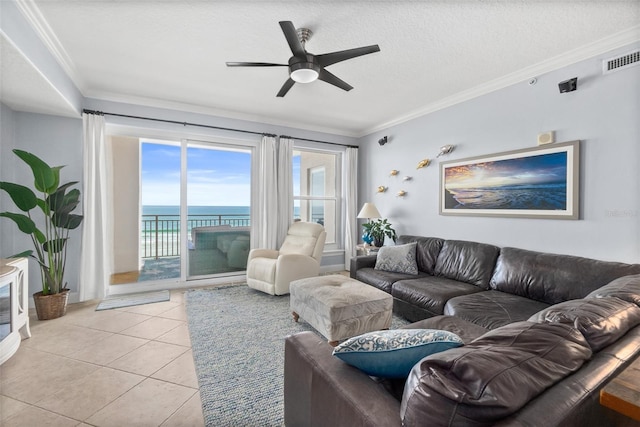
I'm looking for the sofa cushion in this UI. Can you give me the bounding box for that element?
[585,274,640,307]
[406,315,489,344]
[528,297,640,352]
[444,290,550,330]
[374,242,419,275]
[355,268,429,294]
[397,236,444,275]
[433,240,500,288]
[400,322,592,426]
[333,329,463,379]
[392,277,484,317]
[489,247,640,305]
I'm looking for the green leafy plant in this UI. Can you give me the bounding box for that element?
[362,218,397,247]
[0,150,83,295]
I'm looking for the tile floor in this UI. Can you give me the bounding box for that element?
[0,289,205,427]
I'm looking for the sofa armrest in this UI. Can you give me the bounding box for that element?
[284,332,401,427]
[248,248,279,262]
[350,255,378,278]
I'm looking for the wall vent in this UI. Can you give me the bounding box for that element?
[603,50,640,75]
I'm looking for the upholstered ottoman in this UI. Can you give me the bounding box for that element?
[290,274,393,346]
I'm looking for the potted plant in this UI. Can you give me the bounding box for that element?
[0,150,83,320]
[362,218,397,248]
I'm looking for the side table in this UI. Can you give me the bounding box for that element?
[356,244,380,256]
[600,355,640,422]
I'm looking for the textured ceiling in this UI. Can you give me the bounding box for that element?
[3,1,639,136]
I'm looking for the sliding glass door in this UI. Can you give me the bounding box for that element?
[139,140,182,281]
[111,137,252,285]
[186,142,252,279]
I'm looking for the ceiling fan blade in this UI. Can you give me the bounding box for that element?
[277,78,296,97]
[318,69,353,92]
[279,21,306,59]
[226,62,288,67]
[316,45,380,67]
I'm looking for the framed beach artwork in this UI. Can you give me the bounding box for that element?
[439,140,580,219]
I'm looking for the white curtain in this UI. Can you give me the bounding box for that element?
[344,147,358,268]
[277,137,294,246]
[256,135,279,249]
[79,113,112,301]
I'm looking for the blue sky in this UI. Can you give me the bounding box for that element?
[445,152,568,189]
[141,141,252,206]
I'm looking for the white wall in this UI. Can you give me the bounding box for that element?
[0,103,17,254]
[111,135,141,273]
[358,43,640,264]
[0,111,83,297]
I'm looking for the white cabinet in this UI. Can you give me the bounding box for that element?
[0,258,31,365]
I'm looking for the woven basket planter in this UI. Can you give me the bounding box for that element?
[33,289,70,320]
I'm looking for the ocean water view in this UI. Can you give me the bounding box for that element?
[140,205,310,258]
[141,206,252,258]
[446,182,567,210]
[144,205,251,217]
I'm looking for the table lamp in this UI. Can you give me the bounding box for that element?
[357,203,381,246]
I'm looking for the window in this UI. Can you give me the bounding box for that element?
[293,149,340,248]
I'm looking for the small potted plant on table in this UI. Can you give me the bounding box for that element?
[362,218,397,248]
[0,150,83,320]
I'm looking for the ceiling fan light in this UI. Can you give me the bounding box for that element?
[291,68,319,83]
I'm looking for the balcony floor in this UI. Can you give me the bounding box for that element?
[111,253,245,285]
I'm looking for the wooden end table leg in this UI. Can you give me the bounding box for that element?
[292,311,299,322]
[328,340,339,347]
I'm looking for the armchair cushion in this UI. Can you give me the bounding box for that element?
[280,235,318,257]
[247,257,277,284]
[279,222,325,258]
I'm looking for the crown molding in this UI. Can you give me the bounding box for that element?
[84,90,361,139]
[362,25,640,137]
[0,31,80,117]
[14,0,85,91]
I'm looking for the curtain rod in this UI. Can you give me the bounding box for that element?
[82,109,358,148]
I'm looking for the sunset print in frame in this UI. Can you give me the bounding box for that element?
[440,141,580,219]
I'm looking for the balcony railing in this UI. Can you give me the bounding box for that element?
[141,214,250,259]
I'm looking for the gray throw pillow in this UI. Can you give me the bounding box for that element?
[374,242,418,275]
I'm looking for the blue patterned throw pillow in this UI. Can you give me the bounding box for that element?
[374,242,419,275]
[332,329,463,378]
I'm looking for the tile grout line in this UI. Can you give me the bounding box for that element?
[2,293,203,427]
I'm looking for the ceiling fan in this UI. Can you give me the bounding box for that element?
[226,21,380,97]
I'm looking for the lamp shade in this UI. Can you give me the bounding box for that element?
[357,203,381,219]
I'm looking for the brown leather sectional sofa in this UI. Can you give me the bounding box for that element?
[283,236,640,426]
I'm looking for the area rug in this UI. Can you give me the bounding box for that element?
[96,289,171,311]
[185,284,409,426]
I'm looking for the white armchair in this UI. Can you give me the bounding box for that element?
[246,222,326,295]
